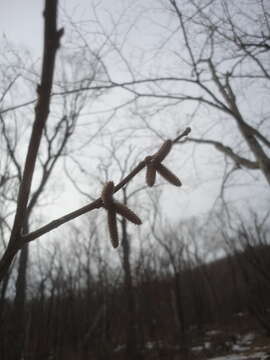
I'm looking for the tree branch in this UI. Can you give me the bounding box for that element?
[0,0,63,282]
[185,137,259,170]
[22,128,190,244]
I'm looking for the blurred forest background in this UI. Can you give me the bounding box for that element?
[0,0,270,359]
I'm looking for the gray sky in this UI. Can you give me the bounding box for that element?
[1,1,43,53]
[0,0,269,237]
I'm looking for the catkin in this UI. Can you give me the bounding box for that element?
[114,201,142,225]
[101,181,114,208]
[156,163,182,186]
[154,140,172,163]
[146,163,156,187]
[107,208,119,248]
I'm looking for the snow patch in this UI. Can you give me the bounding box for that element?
[209,351,268,360]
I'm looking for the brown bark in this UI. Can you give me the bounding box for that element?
[121,189,139,360]
[0,0,63,282]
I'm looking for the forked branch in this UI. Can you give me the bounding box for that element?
[0,0,63,282]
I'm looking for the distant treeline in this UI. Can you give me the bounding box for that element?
[1,227,270,360]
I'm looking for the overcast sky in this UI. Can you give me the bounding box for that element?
[0,0,134,54]
[1,1,42,53]
[0,0,269,234]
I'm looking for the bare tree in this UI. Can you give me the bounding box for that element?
[0,2,192,357]
[149,193,190,353]
[89,0,269,191]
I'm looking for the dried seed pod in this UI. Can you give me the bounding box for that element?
[153,140,172,163]
[101,181,114,208]
[114,201,142,225]
[108,208,119,248]
[146,163,156,187]
[156,163,182,186]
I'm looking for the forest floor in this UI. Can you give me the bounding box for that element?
[188,312,270,360]
[113,312,270,360]
[189,328,270,360]
[139,326,270,360]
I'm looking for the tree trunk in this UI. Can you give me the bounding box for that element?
[121,189,139,359]
[236,117,270,185]
[172,271,188,352]
[121,217,138,359]
[11,221,29,360]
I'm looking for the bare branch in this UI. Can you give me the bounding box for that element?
[22,128,190,244]
[0,0,63,282]
[185,137,259,170]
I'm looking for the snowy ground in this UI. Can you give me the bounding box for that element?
[209,353,269,360]
[192,330,270,360]
[113,325,270,359]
